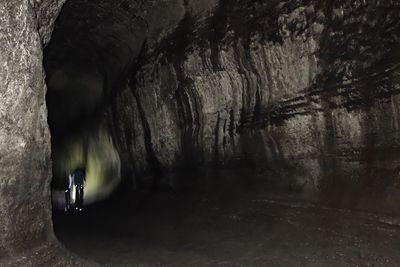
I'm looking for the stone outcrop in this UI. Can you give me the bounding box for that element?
[0,0,93,265]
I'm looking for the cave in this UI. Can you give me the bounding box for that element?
[2,0,400,266]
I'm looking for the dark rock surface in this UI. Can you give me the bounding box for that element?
[111,0,400,213]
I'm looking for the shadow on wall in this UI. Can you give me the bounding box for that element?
[51,124,121,210]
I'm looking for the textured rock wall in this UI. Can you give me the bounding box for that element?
[44,0,221,192]
[30,0,66,46]
[0,0,75,264]
[111,0,400,213]
[42,0,400,213]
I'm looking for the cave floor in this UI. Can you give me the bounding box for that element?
[53,170,400,267]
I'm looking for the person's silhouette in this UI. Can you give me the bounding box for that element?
[73,168,85,211]
[64,173,73,211]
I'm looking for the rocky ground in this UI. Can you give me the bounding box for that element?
[54,169,400,267]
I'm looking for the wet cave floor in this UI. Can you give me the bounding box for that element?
[53,169,400,267]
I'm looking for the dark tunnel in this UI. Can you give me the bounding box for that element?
[45,0,148,206]
[40,0,400,266]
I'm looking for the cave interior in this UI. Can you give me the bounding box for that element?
[2,0,400,266]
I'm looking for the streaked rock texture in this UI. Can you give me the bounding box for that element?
[44,0,400,214]
[109,0,400,212]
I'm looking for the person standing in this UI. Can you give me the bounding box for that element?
[65,173,73,212]
[73,168,86,211]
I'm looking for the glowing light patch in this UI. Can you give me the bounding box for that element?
[53,125,121,205]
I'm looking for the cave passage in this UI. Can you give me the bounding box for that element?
[43,0,400,266]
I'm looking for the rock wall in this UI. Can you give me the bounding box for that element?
[0,0,89,265]
[111,0,400,213]
[9,0,400,264]
[41,0,400,213]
